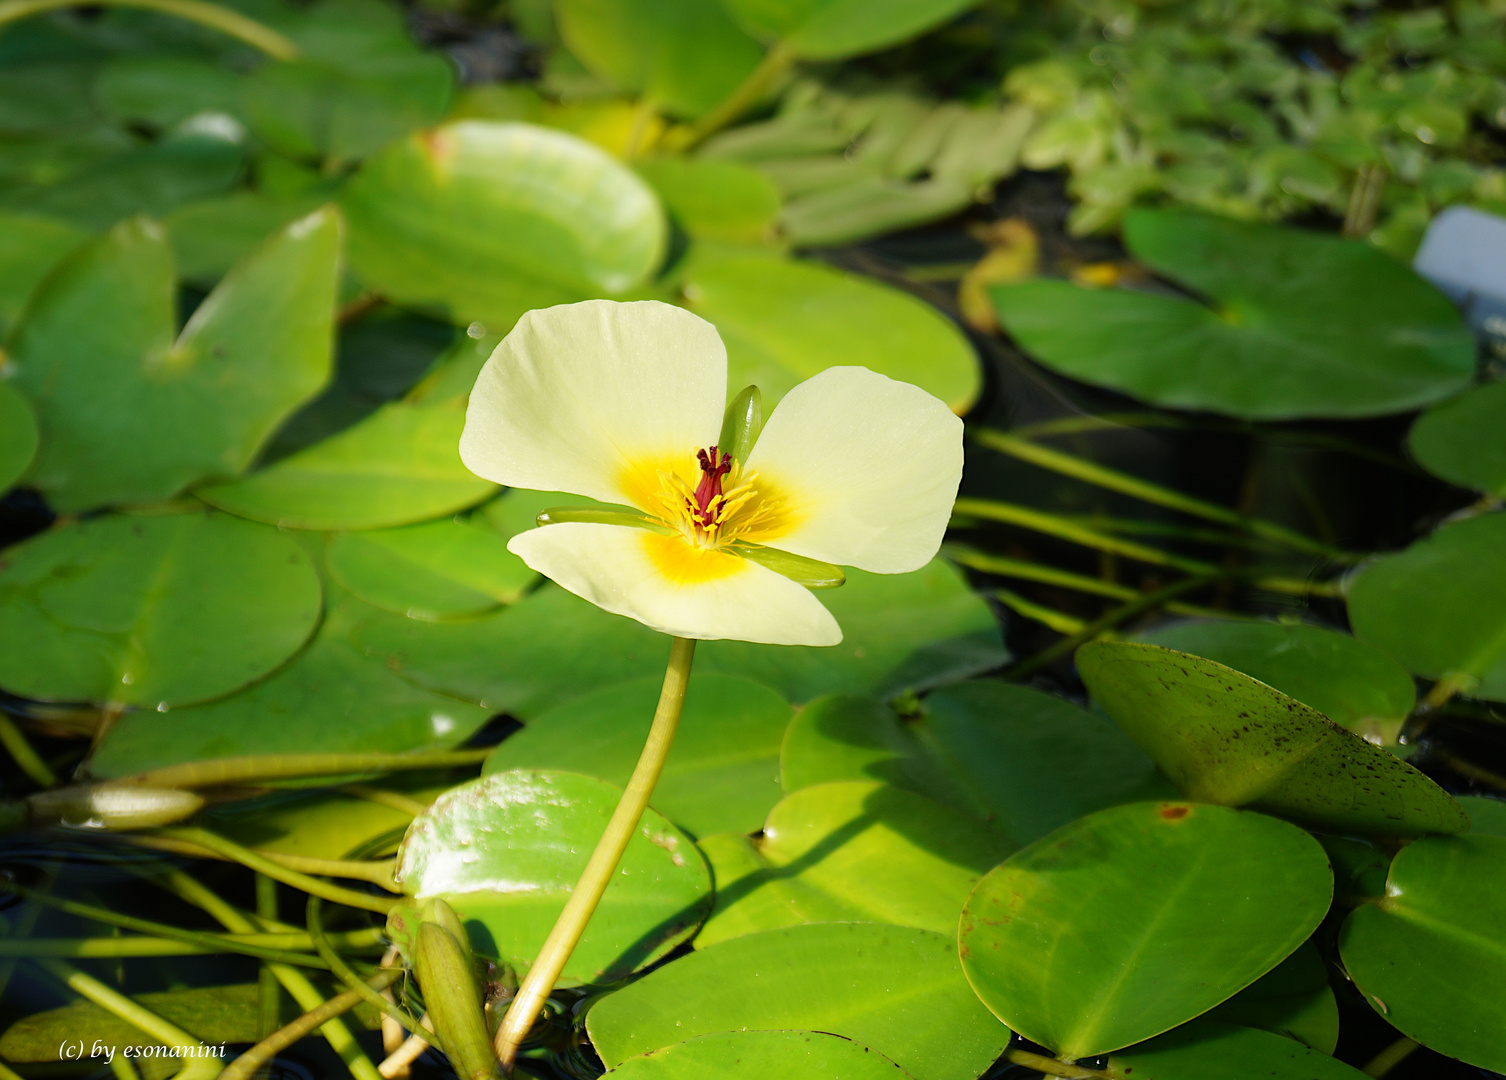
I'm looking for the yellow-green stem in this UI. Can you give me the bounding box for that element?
[221,970,402,1080]
[128,832,398,888]
[0,0,297,58]
[676,42,795,149]
[495,636,697,1069]
[1005,1048,1102,1078]
[1363,1036,1419,1078]
[256,874,282,1040]
[0,713,57,787]
[116,748,489,789]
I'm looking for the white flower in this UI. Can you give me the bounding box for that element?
[459,300,964,646]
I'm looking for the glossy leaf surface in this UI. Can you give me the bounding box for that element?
[587,923,1009,1080]
[1138,620,1416,743]
[0,381,38,493]
[721,0,983,59]
[1339,834,1506,1072]
[1077,641,1467,836]
[992,209,1475,419]
[484,674,790,837]
[0,512,321,707]
[695,780,1014,946]
[1204,943,1338,1053]
[1408,380,1506,496]
[1347,511,1506,702]
[11,209,340,512]
[342,121,666,330]
[959,802,1332,1059]
[1104,1021,1369,1080]
[781,681,1161,842]
[197,401,497,530]
[607,1030,913,1079]
[396,769,710,985]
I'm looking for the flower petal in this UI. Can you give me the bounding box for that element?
[508,523,842,646]
[742,366,963,573]
[460,300,726,507]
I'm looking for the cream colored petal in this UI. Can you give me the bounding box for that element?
[460,300,726,508]
[508,523,842,646]
[743,366,963,574]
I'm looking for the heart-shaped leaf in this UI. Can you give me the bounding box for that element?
[1347,511,1506,702]
[0,381,38,493]
[484,674,790,837]
[341,121,666,330]
[607,1030,913,1079]
[780,681,1161,842]
[1076,641,1468,836]
[197,400,497,530]
[1137,620,1416,744]
[396,769,711,985]
[88,590,491,777]
[586,923,1009,1080]
[1408,381,1506,496]
[11,208,340,512]
[695,780,1014,947]
[680,247,979,411]
[1339,834,1506,1073]
[992,209,1475,419]
[1104,1021,1370,1080]
[720,0,982,60]
[959,801,1332,1060]
[0,511,322,708]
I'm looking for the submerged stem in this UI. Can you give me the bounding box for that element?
[1363,1036,1419,1078]
[0,714,57,788]
[0,0,297,58]
[221,969,402,1080]
[494,636,697,1069]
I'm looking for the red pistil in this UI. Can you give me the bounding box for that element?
[691,446,733,528]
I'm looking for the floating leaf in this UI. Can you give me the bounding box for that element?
[341,121,666,330]
[202,778,451,860]
[357,561,1005,715]
[1462,795,1506,837]
[1339,834,1506,1073]
[636,158,781,242]
[94,55,240,130]
[555,0,763,118]
[89,591,490,778]
[11,208,340,512]
[0,381,38,493]
[1104,1021,1370,1080]
[1138,620,1416,744]
[720,0,983,60]
[696,780,1014,947]
[396,769,711,985]
[0,212,86,335]
[1408,381,1506,496]
[1205,944,1338,1053]
[680,247,979,411]
[992,209,1475,419]
[484,674,789,837]
[164,190,331,283]
[1076,641,1468,836]
[959,801,1332,1060]
[0,511,322,708]
[324,517,536,620]
[197,400,497,530]
[586,923,1009,1080]
[780,681,1160,842]
[608,1030,913,1079]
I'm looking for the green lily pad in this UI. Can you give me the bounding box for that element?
[1205,944,1338,1053]
[1076,641,1468,837]
[1462,795,1506,837]
[555,0,763,118]
[0,212,86,335]
[1104,1021,1370,1080]
[607,1030,914,1079]
[196,400,497,530]
[1137,620,1416,744]
[484,674,790,837]
[636,158,781,243]
[324,517,536,620]
[395,769,711,985]
[0,381,38,493]
[356,560,1005,716]
[202,778,452,860]
[0,511,322,708]
[695,780,1014,947]
[959,801,1332,1060]
[780,681,1161,842]
[1339,834,1506,1073]
[94,55,240,131]
[88,591,491,778]
[341,120,666,331]
[1347,512,1506,702]
[164,190,332,283]
[991,209,1475,419]
[586,923,1009,1080]
[1408,381,1506,496]
[720,0,982,60]
[680,247,979,411]
[11,208,340,512]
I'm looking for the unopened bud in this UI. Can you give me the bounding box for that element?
[27,785,203,831]
[415,921,498,1080]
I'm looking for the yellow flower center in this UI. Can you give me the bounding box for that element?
[619,446,794,553]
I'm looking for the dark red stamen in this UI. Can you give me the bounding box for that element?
[691,446,732,527]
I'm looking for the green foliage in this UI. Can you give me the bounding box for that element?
[1408,379,1506,496]
[607,1030,912,1079]
[1104,1021,1370,1080]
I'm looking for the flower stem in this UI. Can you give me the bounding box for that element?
[0,0,298,59]
[115,748,489,789]
[221,969,403,1080]
[0,714,57,788]
[1363,1036,1419,1078]
[495,636,697,1069]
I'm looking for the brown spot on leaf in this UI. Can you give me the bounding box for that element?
[1158,804,1190,821]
